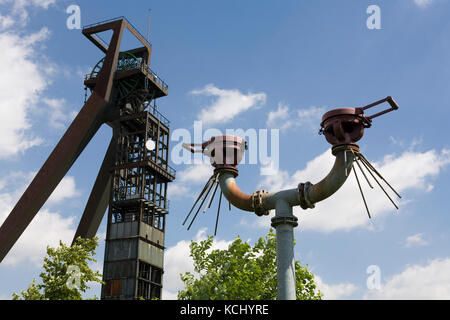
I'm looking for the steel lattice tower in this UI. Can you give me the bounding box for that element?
[99,97,175,300]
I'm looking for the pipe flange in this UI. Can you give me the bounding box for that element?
[298,182,315,210]
[251,190,269,216]
[214,167,239,178]
[331,144,360,156]
[271,216,299,228]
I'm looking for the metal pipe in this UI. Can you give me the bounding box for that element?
[218,147,355,213]
[218,172,253,212]
[271,200,298,300]
[303,147,356,206]
[217,145,356,301]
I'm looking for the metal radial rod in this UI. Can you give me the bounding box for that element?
[354,158,373,189]
[352,164,371,219]
[187,177,216,230]
[357,152,401,199]
[214,191,223,236]
[357,154,399,210]
[200,174,216,202]
[204,176,219,213]
[207,175,220,209]
[182,175,214,226]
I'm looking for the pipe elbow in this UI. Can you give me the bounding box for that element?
[217,145,358,213]
[300,145,358,209]
[218,171,254,212]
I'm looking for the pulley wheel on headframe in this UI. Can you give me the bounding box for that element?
[89,51,141,100]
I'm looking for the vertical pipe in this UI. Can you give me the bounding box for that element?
[271,200,298,300]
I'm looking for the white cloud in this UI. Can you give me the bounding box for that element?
[257,148,450,233]
[1,0,56,10]
[315,275,358,299]
[0,171,81,206]
[266,103,293,130]
[47,176,81,204]
[192,84,266,126]
[178,163,213,184]
[162,239,193,299]
[168,163,214,199]
[0,172,80,266]
[0,208,76,267]
[23,26,50,45]
[297,106,325,129]
[0,14,14,30]
[43,98,77,129]
[365,258,450,299]
[0,29,52,158]
[0,0,56,25]
[162,228,232,299]
[266,104,324,132]
[403,233,429,248]
[414,0,433,8]
[0,1,72,159]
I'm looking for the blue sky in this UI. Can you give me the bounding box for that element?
[1,0,450,299]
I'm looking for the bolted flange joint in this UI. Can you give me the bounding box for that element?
[251,190,269,216]
[271,216,299,228]
[298,182,315,210]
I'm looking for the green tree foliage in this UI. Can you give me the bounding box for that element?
[12,237,103,300]
[178,229,323,300]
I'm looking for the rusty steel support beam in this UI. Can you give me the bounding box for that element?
[72,134,116,243]
[0,92,106,262]
[90,21,124,99]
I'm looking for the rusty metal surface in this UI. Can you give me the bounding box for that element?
[251,190,270,216]
[218,171,254,212]
[183,134,247,172]
[72,134,116,243]
[83,18,151,65]
[89,20,124,100]
[320,109,367,146]
[320,96,399,147]
[307,145,359,205]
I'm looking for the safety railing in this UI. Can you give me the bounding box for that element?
[147,105,170,127]
[84,61,168,93]
[141,63,169,92]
